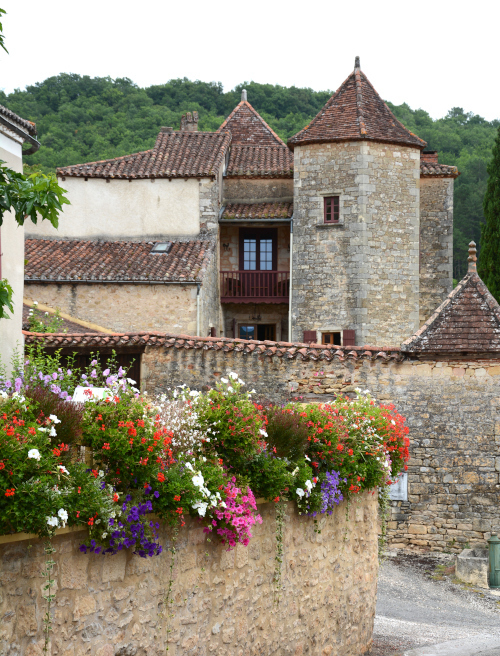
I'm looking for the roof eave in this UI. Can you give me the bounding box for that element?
[288,135,426,151]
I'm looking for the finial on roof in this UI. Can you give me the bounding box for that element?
[468,241,477,272]
[355,56,360,69]
[241,89,247,102]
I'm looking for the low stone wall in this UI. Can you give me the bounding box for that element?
[0,493,378,656]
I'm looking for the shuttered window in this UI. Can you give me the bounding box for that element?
[342,329,356,347]
[303,330,317,343]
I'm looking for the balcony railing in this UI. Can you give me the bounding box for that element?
[220,271,290,303]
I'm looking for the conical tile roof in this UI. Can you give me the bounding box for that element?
[402,243,500,353]
[217,100,285,146]
[288,58,426,150]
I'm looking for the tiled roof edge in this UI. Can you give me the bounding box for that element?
[56,150,154,178]
[217,101,286,146]
[0,104,37,137]
[23,331,403,361]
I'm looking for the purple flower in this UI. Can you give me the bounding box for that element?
[103,368,110,376]
[153,491,160,498]
[91,370,97,379]
[91,359,97,366]
[14,378,23,393]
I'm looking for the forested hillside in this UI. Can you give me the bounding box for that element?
[1,74,498,277]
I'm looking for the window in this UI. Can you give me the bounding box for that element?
[322,332,342,346]
[239,229,277,271]
[324,196,339,224]
[151,242,172,253]
[239,324,276,341]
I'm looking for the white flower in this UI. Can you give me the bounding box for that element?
[292,467,299,476]
[127,378,137,385]
[185,462,195,472]
[251,389,256,394]
[221,377,229,384]
[189,390,200,397]
[227,386,234,393]
[391,420,396,425]
[305,480,313,493]
[102,532,108,539]
[57,465,69,475]
[229,372,238,380]
[49,426,57,437]
[28,448,41,461]
[238,379,245,385]
[49,415,61,424]
[296,488,305,498]
[38,427,48,433]
[219,501,227,508]
[192,501,208,517]
[305,455,311,462]
[98,470,104,477]
[192,473,205,488]
[33,301,38,306]
[259,429,268,437]
[47,516,59,528]
[58,508,68,525]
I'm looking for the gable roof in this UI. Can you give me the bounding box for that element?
[217,101,285,146]
[221,202,293,221]
[0,104,37,137]
[226,144,293,177]
[57,131,231,179]
[402,248,500,353]
[288,59,426,150]
[25,239,215,283]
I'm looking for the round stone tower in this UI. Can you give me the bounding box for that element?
[288,58,426,347]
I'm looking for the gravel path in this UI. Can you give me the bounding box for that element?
[367,551,500,656]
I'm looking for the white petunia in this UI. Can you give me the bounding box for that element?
[296,488,305,498]
[57,465,69,475]
[127,378,137,385]
[192,501,208,517]
[49,415,61,424]
[47,516,59,528]
[49,426,57,437]
[305,480,313,493]
[305,455,311,462]
[38,427,48,433]
[58,508,68,525]
[28,448,41,461]
[192,473,205,488]
[291,467,299,476]
[259,429,268,437]
[185,462,195,472]
[229,372,238,380]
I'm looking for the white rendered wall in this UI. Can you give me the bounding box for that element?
[26,177,205,239]
[0,134,24,372]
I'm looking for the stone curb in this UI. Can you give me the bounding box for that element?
[404,635,500,656]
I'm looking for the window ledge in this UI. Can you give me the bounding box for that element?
[316,222,344,229]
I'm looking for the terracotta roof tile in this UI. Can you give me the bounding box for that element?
[226,145,293,177]
[23,331,402,361]
[402,269,500,354]
[217,101,285,146]
[57,131,231,179]
[288,62,426,150]
[0,104,37,137]
[25,239,214,283]
[420,163,459,178]
[221,202,293,220]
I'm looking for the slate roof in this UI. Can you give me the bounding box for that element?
[217,101,285,146]
[226,144,293,177]
[402,258,500,354]
[0,104,37,136]
[221,202,293,220]
[288,61,426,150]
[25,239,215,283]
[23,331,403,361]
[57,131,231,179]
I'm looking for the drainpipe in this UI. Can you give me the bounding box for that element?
[196,283,201,336]
[288,217,293,342]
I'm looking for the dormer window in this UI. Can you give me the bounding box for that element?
[151,242,172,254]
[324,196,339,223]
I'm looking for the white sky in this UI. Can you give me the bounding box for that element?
[1,0,499,122]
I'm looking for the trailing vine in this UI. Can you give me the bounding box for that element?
[163,524,179,652]
[273,500,286,604]
[378,484,391,560]
[41,539,56,654]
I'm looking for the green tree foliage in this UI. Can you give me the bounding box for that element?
[1,75,498,277]
[478,125,500,299]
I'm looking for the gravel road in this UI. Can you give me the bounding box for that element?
[367,551,500,656]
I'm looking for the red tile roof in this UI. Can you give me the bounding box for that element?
[221,202,293,220]
[25,239,215,283]
[23,331,403,361]
[0,104,37,137]
[57,131,231,179]
[217,101,285,146]
[288,63,426,150]
[420,162,459,178]
[226,145,293,177]
[402,269,500,354]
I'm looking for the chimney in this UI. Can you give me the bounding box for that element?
[422,150,439,164]
[354,56,360,69]
[468,241,477,273]
[161,126,173,133]
[180,111,199,132]
[241,89,247,102]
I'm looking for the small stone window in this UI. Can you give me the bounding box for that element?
[322,332,342,346]
[324,196,340,224]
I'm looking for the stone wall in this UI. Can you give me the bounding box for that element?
[0,494,378,656]
[223,178,293,203]
[419,177,454,325]
[141,337,500,551]
[292,141,421,346]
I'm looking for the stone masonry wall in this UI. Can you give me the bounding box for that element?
[24,283,198,335]
[419,177,454,325]
[141,340,500,551]
[292,141,420,346]
[200,247,221,336]
[0,494,378,656]
[223,178,293,203]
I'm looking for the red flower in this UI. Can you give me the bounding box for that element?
[174,495,181,502]
[348,449,354,456]
[4,488,15,497]
[336,444,344,451]
[113,493,119,502]
[157,472,165,483]
[273,496,280,503]
[102,443,110,450]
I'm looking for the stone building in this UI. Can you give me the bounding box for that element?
[25,59,458,346]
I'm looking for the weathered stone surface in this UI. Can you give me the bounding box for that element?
[0,495,377,656]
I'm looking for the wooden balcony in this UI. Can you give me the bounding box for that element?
[220,271,290,303]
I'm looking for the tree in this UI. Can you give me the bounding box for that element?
[478,125,500,300]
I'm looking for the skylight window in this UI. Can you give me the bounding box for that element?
[151,242,172,254]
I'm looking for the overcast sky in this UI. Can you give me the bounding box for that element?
[1,0,499,122]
